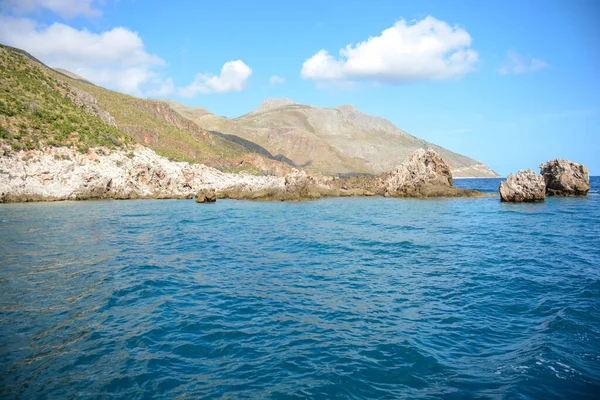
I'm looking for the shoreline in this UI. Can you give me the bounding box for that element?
[0,146,487,204]
[0,192,496,204]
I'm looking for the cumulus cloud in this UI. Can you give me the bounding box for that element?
[0,15,172,97]
[498,50,548,75]
[73,68,174,97]
[146,77,175,98]
[179,60,252,96]
[268,75,285,85]
[1,0,101,19]
[301,16,478,85]
[0,16,163,68]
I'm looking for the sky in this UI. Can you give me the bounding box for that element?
[0,0,598,176]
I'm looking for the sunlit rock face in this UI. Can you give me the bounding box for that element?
[540,159,590,196]
[385,148,454,197]
[499,170,546,203]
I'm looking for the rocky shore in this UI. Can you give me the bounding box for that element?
[0,146,482,203]
[0,145,281,202]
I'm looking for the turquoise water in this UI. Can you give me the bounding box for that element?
[1,178,599,399]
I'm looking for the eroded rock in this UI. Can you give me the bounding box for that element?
[284,170,318,197]
[196,189,216,203]
[67,86,117,128]
[384,148,455,197]
[0,146,284,202]
[0,146,484,202]
[331,174,386,197]
[540,158,590,196]
[499,170,546,202]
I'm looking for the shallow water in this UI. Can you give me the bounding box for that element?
[1,178,599,399]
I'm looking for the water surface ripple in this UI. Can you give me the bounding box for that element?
[1,178,599,399]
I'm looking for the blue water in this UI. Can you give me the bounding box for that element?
[1,178,599,399]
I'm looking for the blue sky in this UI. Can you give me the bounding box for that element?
[0,0,598,176]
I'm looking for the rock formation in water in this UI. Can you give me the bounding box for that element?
[499,170,546,202]
[216,169,332,201]
[284,170,314,195]
[384,148,454,197]
[196,189,216,203]
[540,158,590,196]
[322,148,481,199]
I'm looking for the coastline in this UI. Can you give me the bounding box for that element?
[0,146,485,203]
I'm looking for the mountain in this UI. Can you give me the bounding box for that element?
[1,43,496,178]
[174,98,499,177]
[0,44,292,175]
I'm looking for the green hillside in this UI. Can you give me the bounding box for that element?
[47,70,290,173]
[0,44,130,153]
[0,44,291,175]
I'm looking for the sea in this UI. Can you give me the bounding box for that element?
[1,177,599,399]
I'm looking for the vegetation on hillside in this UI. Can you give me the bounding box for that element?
[0,44,292,175]
[0,43,496,178]
[0,45,130,153]
[46,65,287,174]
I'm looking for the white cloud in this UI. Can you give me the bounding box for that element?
[268,75,285,85]
[72,67,174,97]
[179,60,252,96]
[146,77,174,98]
[1,0,101,19]
[301,16,478,85]
[498,50,548,75]
[0,15,172,97]
[0,16,163,68]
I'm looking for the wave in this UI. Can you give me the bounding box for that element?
[1,192,599,398]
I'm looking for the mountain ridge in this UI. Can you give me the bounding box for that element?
[169,98,499,177]
[0,42,497,178]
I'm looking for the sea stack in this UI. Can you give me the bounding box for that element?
[499,170,546,202]
[384,148,454,197]
[540,159,590,196]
